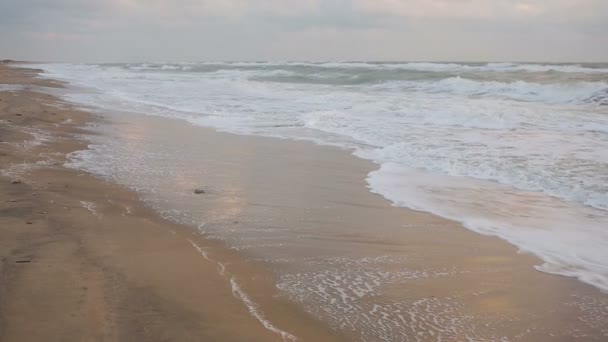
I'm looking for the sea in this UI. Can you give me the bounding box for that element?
[28,61,608,340]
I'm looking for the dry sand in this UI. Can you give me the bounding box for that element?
[1,63,607,341]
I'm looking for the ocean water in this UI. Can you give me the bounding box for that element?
[27,62,608,338]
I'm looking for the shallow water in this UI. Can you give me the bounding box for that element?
[32,61,608,293]
[20,61,608,340]
[54,110,608,341]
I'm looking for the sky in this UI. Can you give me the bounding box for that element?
[0,0,607,62]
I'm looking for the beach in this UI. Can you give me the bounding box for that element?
[0,64,342,342]
[1,63,608,341]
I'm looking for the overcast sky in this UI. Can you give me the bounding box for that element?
[1,0,607,62]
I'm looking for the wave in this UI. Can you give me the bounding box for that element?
[32,62,608,293]
[268,61,608,74]
[375,77,608,105]
[366,164,608,292]
[119,61,608,74]
[110,63,608,106]
[252,73,608,106]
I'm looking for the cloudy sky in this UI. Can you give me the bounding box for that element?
[1,0,607,62]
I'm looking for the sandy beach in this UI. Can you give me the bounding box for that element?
[1,63,608,341]
[0,64,343,342]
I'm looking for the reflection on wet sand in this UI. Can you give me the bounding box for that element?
[67,112,608,341]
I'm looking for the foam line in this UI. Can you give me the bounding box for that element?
[187,239,296,341]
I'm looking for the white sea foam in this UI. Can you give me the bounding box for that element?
[373,78,608,105]
[187,239,296,341]
[366,165,608,292]
[229,278,297,342]
[276,257,501,341]
[35,61,608,294]
[0,84,26,92]
[121,61,608,74]
[80,200,101,218]
[188,239,225,275]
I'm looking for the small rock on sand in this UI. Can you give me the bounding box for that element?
[11,180,21,184]
[194,189,206,194]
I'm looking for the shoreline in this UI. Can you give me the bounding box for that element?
[2,63,608,341]
[0,64,342,342]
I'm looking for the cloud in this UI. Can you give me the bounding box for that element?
[98,0,322,18]
[0,0,606,61]
[352,0,608,21]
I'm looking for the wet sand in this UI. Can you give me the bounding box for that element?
[0,64,341,342]
[1,63,608,341]
[85,109,608,341]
